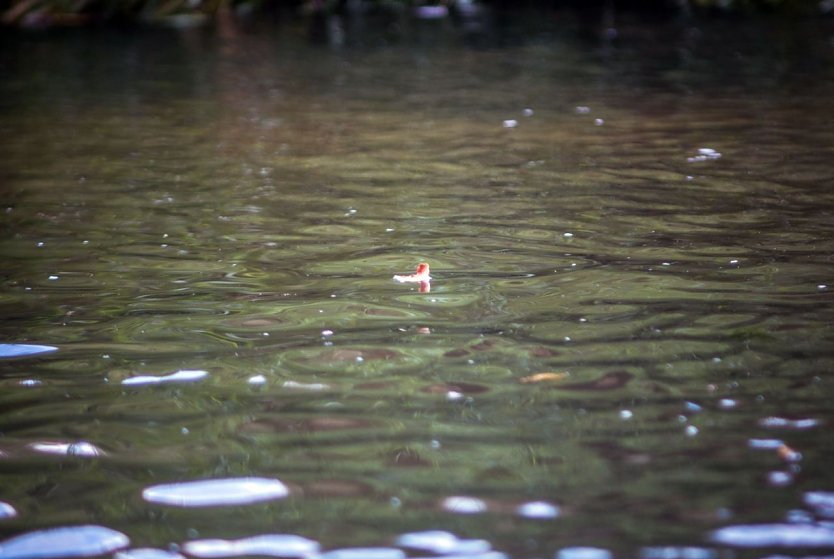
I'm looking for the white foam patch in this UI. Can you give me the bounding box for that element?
[556,547,613,559]
[114,549,185,559]
[0,344,58,358]
[183,535,319,558]
[319,549,405,559]
[639,547,716,559]
[0,525,128,559]
[395,530,491,555]
[28,441,105,457]
[142,477,289,507]
[758,417,822,430]
[441,496,488,514]
[805,491,834,515]
[122,370,208,386]
[710,523,834,547]
[0,501,17,519]
[517,500,561,519]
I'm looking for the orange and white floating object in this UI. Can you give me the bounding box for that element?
[393,262,431,283]
[393,262,431,293]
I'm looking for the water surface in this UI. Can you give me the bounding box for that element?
[1,14,834,559]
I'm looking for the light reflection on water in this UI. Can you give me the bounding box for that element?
[1,12,834,559]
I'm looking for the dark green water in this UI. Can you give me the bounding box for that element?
[1,12,834,559]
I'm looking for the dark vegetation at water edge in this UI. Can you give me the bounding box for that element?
[0,0,829,28]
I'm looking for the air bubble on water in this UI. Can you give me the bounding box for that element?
[804,492,834,516]
[447,391,464,401]
[684,401,703,413]
[467,359,475,365]
[116,548,180,559]
[37,242,44,247]
[718,399,737,409]
[355,356,364,363]
[503,119,518,128]
[82,240,89,245]
[142,477,289,507]
[29,441,105,457]
[564,336,571,341]
[594,118,605,126]
[122,370,208,386]
[620,410,633,420]
[321,329,334,337]
[687,148,722,163]
[183,535,319,559]
[662,262,671,266]
[48,275,59,281]
[385,228,395,232]
[319,548,406,559]
[729,259,739,265]
[748,438,785,450]
[19,379,43,387]
[818,284,828,290]
[282,380,328,391]
[563,232,574,237]
[442,496,488,514]
[768,471,794,487]
[759,417,821,430]
[248,375,266,385]
[181,427,189,435]
[0,526,129,558]
[685,425,699,437]
[639,547,716,559]
[396,530,492,555]
[556,547,613,559]
[710,523,834,547]
[517,500,561,519]
[579,318,587,323]
[786,509,815,524]
[0,501,17,518]
[431,439,441,449]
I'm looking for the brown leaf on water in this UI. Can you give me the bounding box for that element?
[529,347,561,357]
[300,479,374,498]
[470,339,497,351]
[557,370,634,391]
[519,372,568,384]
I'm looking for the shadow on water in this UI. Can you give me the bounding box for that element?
[0,8,834,559]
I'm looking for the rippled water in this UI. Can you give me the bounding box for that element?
[1,13,834,559]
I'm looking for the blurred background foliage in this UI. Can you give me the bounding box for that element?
[0,0,830,28]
